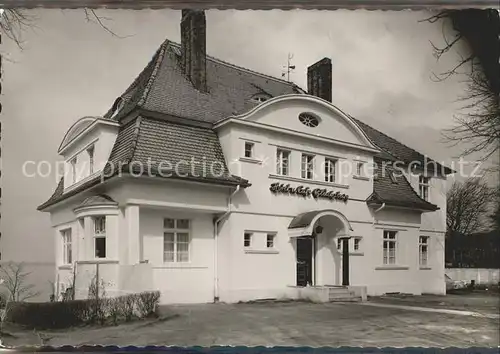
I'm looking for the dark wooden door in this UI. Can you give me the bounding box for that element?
[296,237,313,286]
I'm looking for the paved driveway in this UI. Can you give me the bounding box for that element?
[30,300,498,348]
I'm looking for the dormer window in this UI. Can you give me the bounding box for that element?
[419,175,430,201]
[251,94,270,103]
[87,145,95,174]
[110,97,125,119]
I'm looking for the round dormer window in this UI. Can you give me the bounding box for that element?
[299,113,320,128]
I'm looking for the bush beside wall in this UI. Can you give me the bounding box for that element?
[6,291,161,329]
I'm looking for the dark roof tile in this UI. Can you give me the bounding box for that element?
[368,158,439,211]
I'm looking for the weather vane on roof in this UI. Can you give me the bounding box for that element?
[281,53,295,82]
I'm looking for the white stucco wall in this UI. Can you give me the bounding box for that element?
[44,96,448,304]
[140,208,215,304]
[62,121,119,190]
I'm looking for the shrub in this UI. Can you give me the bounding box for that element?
[118,293,138,322]
[6,300,90,329]
[136,291,161,318]
[5,291,161,329]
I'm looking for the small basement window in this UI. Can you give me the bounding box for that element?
[298,113,320,128]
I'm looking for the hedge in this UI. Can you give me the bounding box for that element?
[5,291,161,329]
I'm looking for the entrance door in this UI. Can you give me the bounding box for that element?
[296,237,313,287]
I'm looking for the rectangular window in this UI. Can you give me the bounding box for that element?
[419,236,429,266]
[356,161,364,176]
[276,149,290,176]
[353,238,361,251]
[383,230,397,265]
[87,145,95,174]
[419,176,430,201]
[93,216,106,258]
[244,142,254,158]
[163,218,190,262]
[61,229,72,264]
[266,234,275,248]
[324,158,337,183]
[244,232,252,248]
[301,154,315,179]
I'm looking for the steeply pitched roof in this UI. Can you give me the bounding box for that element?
[108,41,452,175]
[107,40,303,122]
[108,115,248,184]
[38,115,249,211]
[75,194,117,209]
[40,38,448,211]
[366,158,439,211]
[350,116,453,175]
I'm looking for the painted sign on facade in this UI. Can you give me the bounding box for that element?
[269,183,349,202]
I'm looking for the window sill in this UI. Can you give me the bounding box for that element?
[350,252,364,256]
[244,249,279,254]
[77,259,119,265]
[353,175,370,181]
[154,265,207,269]
[58,265,72,270]
[419,266,432,270]
[268,174,349,189]
[375,265,410,270]
[239,157,262,165]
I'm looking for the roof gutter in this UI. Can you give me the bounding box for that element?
[213,185,241,303]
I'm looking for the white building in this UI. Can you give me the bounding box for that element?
[38,10,452,304]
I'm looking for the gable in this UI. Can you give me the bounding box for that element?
[226,95,378,151]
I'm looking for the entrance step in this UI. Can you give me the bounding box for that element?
[327,287,361,302]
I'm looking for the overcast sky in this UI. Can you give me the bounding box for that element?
[2,9,497,262]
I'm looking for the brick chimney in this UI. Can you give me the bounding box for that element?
[181,10,207,92]
[307,58,332,102]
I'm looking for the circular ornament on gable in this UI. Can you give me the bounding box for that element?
[298,112,320,127]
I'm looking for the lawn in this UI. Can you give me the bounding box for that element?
[1,295,499,348]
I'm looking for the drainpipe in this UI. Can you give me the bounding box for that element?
[374,203,386,213]
[213,185,241,302]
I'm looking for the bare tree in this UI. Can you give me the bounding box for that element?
[0,262,40,302]
[442,68,500,163]
[422,10,500,164]
[0,8,127,50]
[447,177,497,235]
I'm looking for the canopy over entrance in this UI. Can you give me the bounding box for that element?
[288,209,353,238]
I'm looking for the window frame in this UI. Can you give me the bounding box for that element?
[61,228,73,265]
[93,216,106,259]
[266,233,276,248]
[353,237,361,251]
[244,232,252,248]
[163,218,191,263]
[87,145,95,174]
[419,236,430,267]
[383,230,397,265]
[276,149,290,176]
[337,238,342,251]
[324,158,337,183]
[356,161,365,177]
[301,154,315,180]
[70,157,77,183]
[244,141,254,158]
[419,175,430,201]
